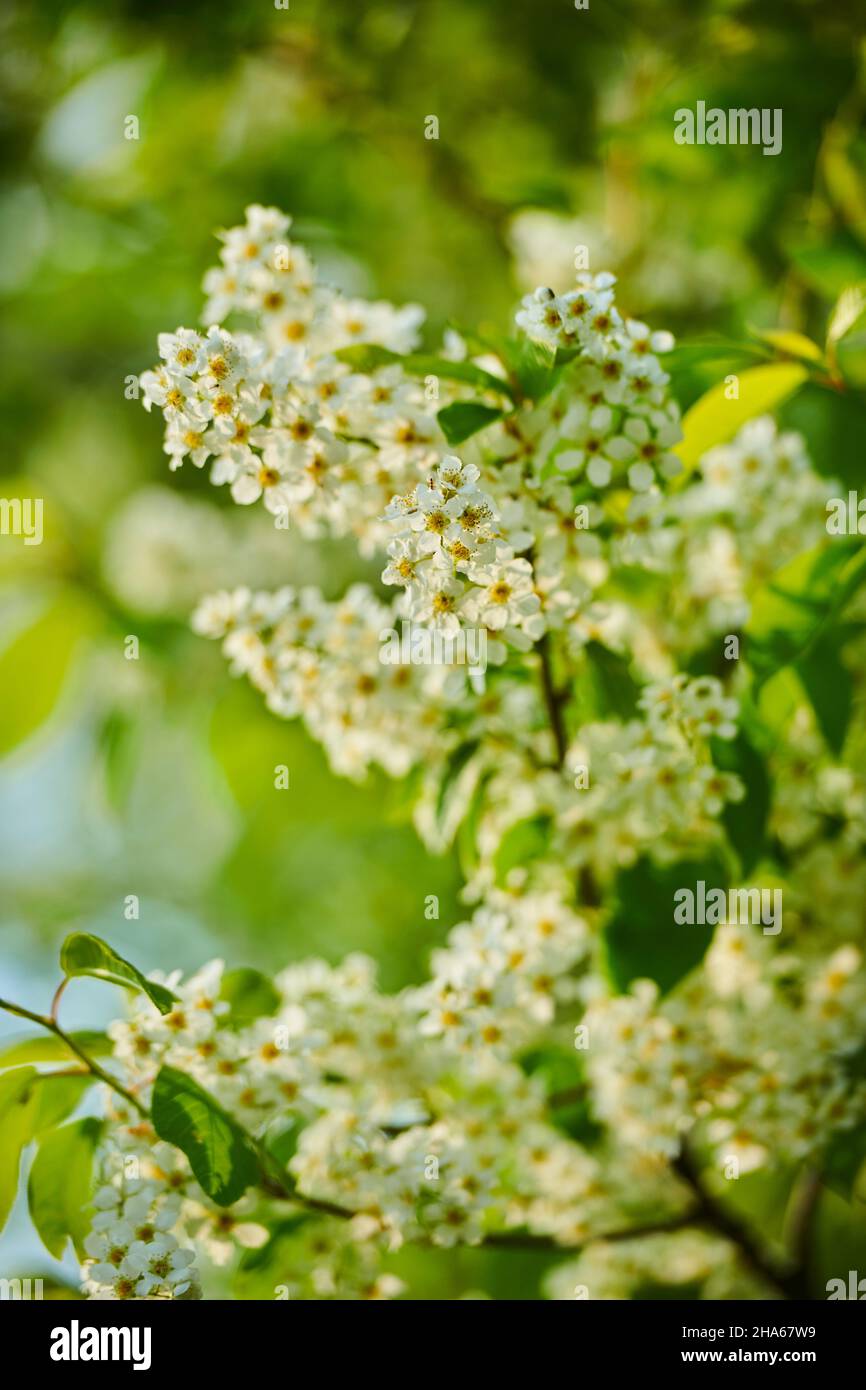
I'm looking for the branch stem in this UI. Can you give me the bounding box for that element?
[537,632,568,767]
[0,995,149,1119]
[674,1146,810,1299]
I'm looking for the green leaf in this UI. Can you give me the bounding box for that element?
[403,353,516,400]
[232,1215,312,1297]
[753,328,823,364]
[151,1065,258,1206]
[519,1046,602,1147]
[99,710,141,815]
[779,381,866,488]
[0,1030,111,1069]
[604,856,728,994]
[219,968,280,1026]
[675,362,808,471]
[0,595,92,759]
[664,339,770,409]
[510,335,557,399]
[60,933,176,1015]
[436,401,503,445]
[265,1118,306,1171]
[0,1067,38,1233]
[32,1073,94,1133]
[786,236,866,299]
[333,344,398,372]
[456,768,492,879]
[583,642,640,719]
[823,1121,866,1202]
[747,542,866,687]
[427,739,484,850]
[334,344,516,399]
[633,1278,707,1300]
[796,634,853,754]
[711,732,771,875]
[434,739,481,831]
[826,284,866,350]
[752,667,806,746]
[28,1117,103,1259]
[493,815,552,887]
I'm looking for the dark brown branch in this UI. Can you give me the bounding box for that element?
[674,1146,811,1300]
[537,632,568,768]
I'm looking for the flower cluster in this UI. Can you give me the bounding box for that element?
[191,582,464,778]
[584,938,866,1169]
[69,208,866,1299]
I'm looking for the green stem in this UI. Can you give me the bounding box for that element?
[50,978,68,1024]
[0,995,149,1119]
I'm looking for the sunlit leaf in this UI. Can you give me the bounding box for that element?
[0,1067,38,1233]
[32,1073,94,1133]
[27,1117,103,1259]
[0,1031,110,1069]
[754,328,823,364]
[675,363,808,471]
[60,932,176,1015]
[493,815,551,887]
[220,968,280,1025]
[0,594,93,759]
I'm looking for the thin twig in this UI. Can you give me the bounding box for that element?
[0,995,149,1119]
[50,978,68,1024]
[674,1145,809,1299]
[537,632,568,767]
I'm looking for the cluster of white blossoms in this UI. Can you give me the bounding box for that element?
[82,1143,202,1301]
[628,416,839,642]
[554,675,743,875]
[190,582,465,778]
[82,906,866,1297]
[81,939,632,1296]
[544,1229,770,1301]
[410,891,589,1051]
[584,937,866,1170]
[383,456,544,654]
[77,207,866,1299]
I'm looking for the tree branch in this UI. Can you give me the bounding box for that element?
[673,1145,811,1300]
[537,632,568,768]
[0,995,149,1119]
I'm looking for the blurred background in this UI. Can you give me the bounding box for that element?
[1,0,865,1295]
